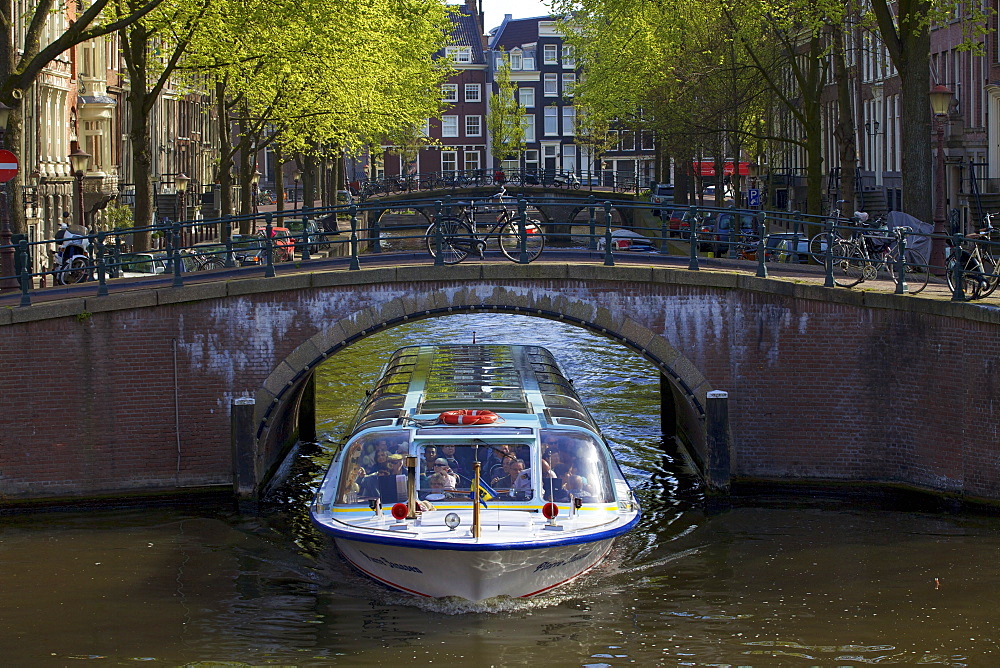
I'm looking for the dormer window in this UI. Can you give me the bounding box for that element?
[510,48,523,71]
[445,46,472,63]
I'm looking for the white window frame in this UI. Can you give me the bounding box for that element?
[464,151,481,171]
[544,106,558,135]
[562,106,576,136]
[562,45,576,68]
[543,44,558,64]
[519,87,535,108]
[464,83,481,102]
[522,114,535,142]
[465,115,482,137]
[562,73,576,97]
[510,49,523,70]
[442,84,458,103]
[441,115,459,137]
[441,150,458,173]
[446,46,472,63]
[543,73,558,97]
[562,143,577,173]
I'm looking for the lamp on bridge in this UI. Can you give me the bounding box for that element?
[175,173,189,246]
[292,168,302,210]
[69,144,91,233]
[929,84,953,276]
[251,169,261,215]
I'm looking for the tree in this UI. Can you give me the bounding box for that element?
[0,0,167,235]
[486,53,524,167]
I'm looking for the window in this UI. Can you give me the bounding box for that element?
[523,53,535,70]
[446,46,472,63]
[465,115,482,136]
[562,45,576,68]
[464,84,481,102]
[544,73,558,96]
[620,130,634,150]
[562,106,576,136]
[543,44,558,64]
[510,49,523,70]
[442,115,459,137]
[442,84,458,102]
[519,87,535,108]
[562,73,576,97]
[544,107,558,135]
[641,131,654,151]
[562,143,577,173]
[464,151,481,171]
[420,119,430,137]
[522,114,535,142]
[524,149,539,171]
[441,151,458,173]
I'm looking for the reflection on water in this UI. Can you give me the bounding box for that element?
[2,314,999,665]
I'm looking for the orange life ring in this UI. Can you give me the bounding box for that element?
[438,409,499,425]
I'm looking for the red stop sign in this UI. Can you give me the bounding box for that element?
[0,149,18,183]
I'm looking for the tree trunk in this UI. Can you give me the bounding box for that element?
[216,78,234,232]
[832,23,857,214]
[897,35,932,223]
[6,104,25,235]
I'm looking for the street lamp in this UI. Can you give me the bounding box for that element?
[69,145,91,232]
[175,173,189,245]
[929,84,953,275]
[251,170,261,215]
[292,168,302,210]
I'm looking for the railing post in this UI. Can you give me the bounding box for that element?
[349,206,360,270]
[894,227,909,294]
[951,232,966,302]
[223,219,235,267]
[588,196,597,250]
[824,215,836,287]
[518,197,529,264]
[756,214,767,278]
[433,200,444,267]
[263,213,276,278]
[96,230,109,297]
[659,209,669,255]
[370,207,382,254]
[603,200,615,266]
[172,221,184,287]
[300,210,311,262]
[18,239,31,307]
[688,206,699,271]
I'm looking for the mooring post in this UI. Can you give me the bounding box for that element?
[298,372,317,443]
[660,374,676,438]
[705,390,731,494]
[231,397,258,512]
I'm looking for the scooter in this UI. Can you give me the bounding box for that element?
[50,244,90,285]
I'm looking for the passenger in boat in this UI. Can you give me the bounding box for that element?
[498,458,531,500]
[386,454,408,499]
[485,445,514,481]
[359,462,390,498]
[430,459,459,489]
[490,456,514,488]
[421,446,439,479]
[562,474,588,498]
[438,445,466,477]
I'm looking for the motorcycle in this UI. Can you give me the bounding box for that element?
[50,242,90,285]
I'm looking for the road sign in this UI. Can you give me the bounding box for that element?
[747,188,761,207]
[0,149,18,183]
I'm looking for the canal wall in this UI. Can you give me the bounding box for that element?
[0,264,998,506]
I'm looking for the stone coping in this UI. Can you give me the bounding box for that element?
[2,261,997,326]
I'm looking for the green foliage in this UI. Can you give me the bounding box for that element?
[486,52,525,161]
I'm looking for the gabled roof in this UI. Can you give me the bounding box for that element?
[488,15,549,51]
[441,6,486,65]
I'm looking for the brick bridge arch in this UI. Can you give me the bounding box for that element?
[257,296,710,475]
[2,263,1000,506]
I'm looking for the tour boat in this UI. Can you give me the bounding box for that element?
[310,344,641,602]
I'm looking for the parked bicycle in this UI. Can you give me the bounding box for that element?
[946,213,999,299]
[808,203,862,263]
[426,187,545,264]
[830,220,930,293]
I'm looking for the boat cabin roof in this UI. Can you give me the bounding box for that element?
[349,345,599,435]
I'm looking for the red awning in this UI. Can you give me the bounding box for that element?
[692,161,750,177]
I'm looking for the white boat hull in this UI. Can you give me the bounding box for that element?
[335,536,615,601]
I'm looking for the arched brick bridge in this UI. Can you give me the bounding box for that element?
[1,262,998,507]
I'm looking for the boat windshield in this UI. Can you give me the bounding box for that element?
[538,429,614,503]
[418,443,534,502]
[333,430,410,504]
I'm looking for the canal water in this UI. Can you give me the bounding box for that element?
[2,314,999,666]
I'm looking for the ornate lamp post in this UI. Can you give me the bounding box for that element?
[929,84,953,275]
[292,168,302,210]
[175,173,189,246]
[251,170,261,215]
[69,145,92,232]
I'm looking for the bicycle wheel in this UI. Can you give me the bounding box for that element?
[831,242,865,287]
[946,253,984,299]
[498,219,545,262]
[201,256,226,270]
[809,232,834,264]
[977,251,1000,299]
[426,218,475,264]
[892,249,929,295]
[60,256,89,285]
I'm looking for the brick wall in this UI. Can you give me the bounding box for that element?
[1,265,997,505]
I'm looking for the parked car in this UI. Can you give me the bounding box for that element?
[764,232,810,263]
[117,252,192,277]
[596,229,660,253]
[282,218,322,248]
[649,183,675,217]
[709,210,759,256]
[252,226,295,261]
